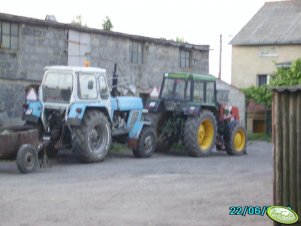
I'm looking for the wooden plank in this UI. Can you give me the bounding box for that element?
[289,94,297,211]
[275,92,283,205]
[272,92,276,206]
[282,92,290,206]
[297,93,301,219]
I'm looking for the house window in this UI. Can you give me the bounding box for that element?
[131,41,143,64]
[259,47,278,57]
[179,49,191,68]
[0,21,18,50]
[257,74,267,86]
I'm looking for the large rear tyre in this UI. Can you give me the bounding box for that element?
[72,111,111,163]
[16,144,38,174]
[183,110,217,157]
[132,126,156,158]
[144,113,173,152]
[225,123,247,155]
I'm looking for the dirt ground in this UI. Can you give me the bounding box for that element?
[0,141,273,226]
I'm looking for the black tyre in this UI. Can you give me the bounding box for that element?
[183,110,217,157]
[132,126,156,158]
[72,110,111,163]
[225,123,247,155]
[144,113,172,152]
[16,144,38,174]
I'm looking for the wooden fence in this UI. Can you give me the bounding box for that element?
[272,86,301,226]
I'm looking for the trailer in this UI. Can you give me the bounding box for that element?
[0,125,50,173]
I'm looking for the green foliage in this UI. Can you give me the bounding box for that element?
[102,16,113,31]
[247,132,271,142]
[71,15,87,27]
[241,85,272,107]
[242,58,301,107]
[270,58,301,86]
[176,37,185,43]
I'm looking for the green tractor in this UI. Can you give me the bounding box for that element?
[145,72,247,156]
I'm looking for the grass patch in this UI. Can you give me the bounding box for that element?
[247,132,271,142]
[110,142,129,153]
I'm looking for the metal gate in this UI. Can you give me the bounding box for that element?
[67,30,91,66]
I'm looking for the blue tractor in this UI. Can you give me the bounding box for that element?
[22,66,156,163]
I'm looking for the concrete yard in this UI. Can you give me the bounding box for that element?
[0,141,273,226]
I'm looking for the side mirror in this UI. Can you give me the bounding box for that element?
[88,81,94,90]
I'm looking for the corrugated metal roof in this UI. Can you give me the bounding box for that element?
[231,0,301,45]
[271,85,301,92]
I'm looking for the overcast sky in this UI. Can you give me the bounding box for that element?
[2,0,269,83]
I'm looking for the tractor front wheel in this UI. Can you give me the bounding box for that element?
[144,113,173,152]
[132,127,156,158]
[225,123,247,155]
[183,110,217,157]
[72,111,111,163]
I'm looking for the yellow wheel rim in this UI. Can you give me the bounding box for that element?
[198,119,214,150]
[234,129,246,152]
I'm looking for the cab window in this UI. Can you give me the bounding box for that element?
[193,81,204,102]
[205,82,215,104]
[99,75,109,99]
[78,73,98,99]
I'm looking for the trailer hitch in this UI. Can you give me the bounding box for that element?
[37,135,52,168]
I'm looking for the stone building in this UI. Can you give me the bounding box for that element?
[0,12,244,125]
[0,13,209,123]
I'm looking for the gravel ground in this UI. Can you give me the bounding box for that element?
[0,141,273,226]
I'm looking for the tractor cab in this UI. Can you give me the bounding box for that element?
[147,72,217,114]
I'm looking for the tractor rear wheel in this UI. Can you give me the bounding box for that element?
[72,110,111,163]
[225,123,247,155]
[183,110,217,157]
[132,126,156,158]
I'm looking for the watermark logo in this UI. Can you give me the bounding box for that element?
[267,206,299,224]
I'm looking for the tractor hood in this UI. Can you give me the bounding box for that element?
[112,97,143,111]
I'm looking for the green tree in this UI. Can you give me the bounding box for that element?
[176,37,184,43]
[270,58,301,86]
[71,15,87,27]
[241,58,301,134]
[102,16,113,31]
[242,58,301,106]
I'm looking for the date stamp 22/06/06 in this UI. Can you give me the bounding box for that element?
[229,206,268,216]
[229,205,299,225]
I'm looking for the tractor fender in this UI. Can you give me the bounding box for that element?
[67,103,111,126]
[23,101,42,123]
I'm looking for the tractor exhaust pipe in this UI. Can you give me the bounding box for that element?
[111,63,118,97]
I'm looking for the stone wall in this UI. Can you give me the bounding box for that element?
[0,22,67,125]
[90,33,209,92]
[2,13,243,126]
